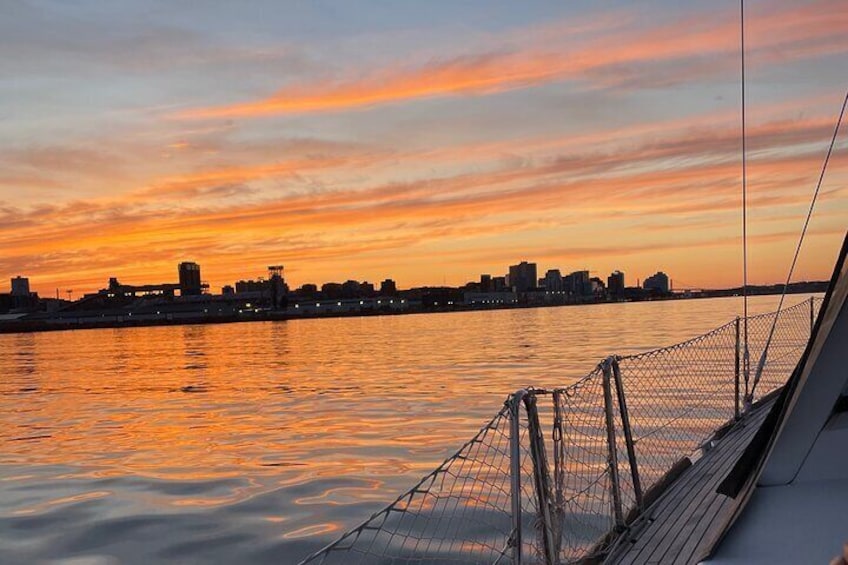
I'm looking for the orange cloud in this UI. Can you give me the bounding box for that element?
[4,105,846,296]
[175,1,848,119]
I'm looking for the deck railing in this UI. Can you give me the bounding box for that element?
[298,298,819,565]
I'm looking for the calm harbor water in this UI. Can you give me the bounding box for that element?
[0,295,813,564]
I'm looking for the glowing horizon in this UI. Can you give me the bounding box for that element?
[1,0,847,297]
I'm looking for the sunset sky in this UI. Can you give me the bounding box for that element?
[2,0,847,296]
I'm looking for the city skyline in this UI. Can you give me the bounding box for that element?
[7,258,676,299]
[2,1,848,297]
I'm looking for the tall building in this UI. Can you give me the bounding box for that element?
[607,271,625,296]
[268,265,288,310]
[10,276,30,297]
[544,269,563,292]
[644,271,670,294]
[564,270,591,295]
[178,262,202,296]
[508,261,537,293]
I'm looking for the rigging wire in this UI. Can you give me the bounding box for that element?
[740,0,751,404]
[749,88,848,400]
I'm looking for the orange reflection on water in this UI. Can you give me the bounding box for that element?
[0,294,816,557]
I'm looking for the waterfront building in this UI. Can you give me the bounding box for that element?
[492,276,507,292]
[11,276,30,297]
[341,280,362,298]
[360,281,375,296]
[608,271,625,296]
[295,284,319,300]
[508,261,537,293]
[380,279,397,295]
[543,269,563,292]
[97,276,179,298]
[564,270,592,295]
[590,276,605,295]
[321,282,343,299]
[179,262,202,296]
[235,279,267,293]
[480,275,493,293]
[289,296,408,315]
[644,271,671,293]
[463,291,519,307]
[268,267,288,310]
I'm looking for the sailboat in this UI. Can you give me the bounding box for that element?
[702,235,848,562]
[601,233,848,564]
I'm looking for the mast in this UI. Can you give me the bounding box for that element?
[740,0,751,407]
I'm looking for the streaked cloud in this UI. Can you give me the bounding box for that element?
[177,1,848,119]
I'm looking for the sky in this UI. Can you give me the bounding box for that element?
[1,0,847,296]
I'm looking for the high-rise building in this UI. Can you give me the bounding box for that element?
[178,262,202,296]
[644,271,670,294]
[10,276,30,297]
[607,271,625,296]
[268,265,288,310]
[508,261,537,293]
[544,269,563,292]
[564,270,591,295]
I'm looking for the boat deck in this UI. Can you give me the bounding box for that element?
[606,398,775,565]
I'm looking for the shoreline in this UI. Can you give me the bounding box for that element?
[0,287,823,335]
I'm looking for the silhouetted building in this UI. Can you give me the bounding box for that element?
[360,281,375,296]
[607,271,625,296]
[236,279,267,293]
[321,282,343,299]
[421,288,462,308]
[480,275,493,293]
[564,270,591,295]
[267,266,288,310]
[179,262,202,296]
[464,291,518,306]
[492,276,507,292]
[297,284,318,297]
[543,269,563,292]
[222,285,234,295]
[11,276,30,297]
[380,279,397,295]
[590,276,605,294]
[509,261,537,293]
[644,271,670,294]
[341,280,362,298]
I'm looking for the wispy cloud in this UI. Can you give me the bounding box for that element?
[176,0,848,119]
[4,106,846,292]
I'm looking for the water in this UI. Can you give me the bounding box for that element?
[0,295,814,564]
